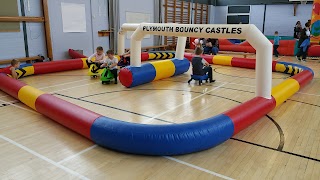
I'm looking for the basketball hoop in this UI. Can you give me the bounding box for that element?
[289,0,309,5]
[301,0,307,5]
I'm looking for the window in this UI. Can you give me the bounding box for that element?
[227,6,250,24]
[0,0,20,32]
[228,6,250,14]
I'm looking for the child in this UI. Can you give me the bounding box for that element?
[87,46,106,78]
[296,28,310,62]
[118,50,130,68]
[101,50,118,84]
[1,59,20,79]
[203,38,219,55]
[191,47,215,83]
[192,38,203,49]
[203,38,213,54]
[273,31,280,57]
[88,46,106,64]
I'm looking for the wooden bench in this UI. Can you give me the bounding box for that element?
[218,51,255,58]
[0,56,42,65]
[125,45,172,52]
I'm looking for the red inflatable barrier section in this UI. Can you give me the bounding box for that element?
[231,57,256,69]
[224,97,276,135]
[308,45,320,57]
[68,49,87,58]
[291,70,314,88]
[216,39,320,56]
[35,94,102,139]
[184,53,214,64]
[0,74,26,99]
[33,59,84,74]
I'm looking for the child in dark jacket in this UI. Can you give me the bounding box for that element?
[296,28,310,62]
[191,47,215,83]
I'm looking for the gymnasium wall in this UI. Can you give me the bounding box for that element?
[264,4,312,36]
[212,6,228,24]
[211,4,313,36]
[249,5,265,32]
[209,5,216,25]
[91,0,109,56]
[0,0,110,62]
[0,0,46,61]
[25,0,47,59]
[119,0,155,49]
[48,0,109,60]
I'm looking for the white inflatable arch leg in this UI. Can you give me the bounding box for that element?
[175,37,187,60]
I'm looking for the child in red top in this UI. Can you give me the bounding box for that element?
[1,59,20,79]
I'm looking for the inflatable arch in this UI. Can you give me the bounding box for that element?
[0,23,314,156]
[119,23,272,99]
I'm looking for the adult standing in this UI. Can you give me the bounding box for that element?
[296,25,310,62]
[294,21,302,39]
[304,22,311,37]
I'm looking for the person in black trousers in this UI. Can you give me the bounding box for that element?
[273,31,280,57]
[191,47,215,83]
[296,23,310,62]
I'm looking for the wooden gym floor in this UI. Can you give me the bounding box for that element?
[0,56,319,179]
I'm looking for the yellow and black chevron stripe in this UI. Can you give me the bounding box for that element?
[275,64,303,76]
[149,52,175,60]
[14,66,35,79]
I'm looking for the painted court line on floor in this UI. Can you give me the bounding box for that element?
[57,145,98,165]
[0,99,38,114]
[274,56,285,61]
[223,82,320,97]
[0,79,89,100]
[0,135,90,180]
[164,156,234,180]
[51,82,100,94]
[0,94,9,99]
[38,78,89,90]
[49,79,319,97]
[226,82,255,87]
[15,128,55,142]
[297,92,320,97]
[1,81,100,105]
[1,99,21,104]
[143,82,229,123]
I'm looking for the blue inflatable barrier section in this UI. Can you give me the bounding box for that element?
[172,58,191,76]
[119,58,190,88]
[90,114,234,155]
[128,63,157,87]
